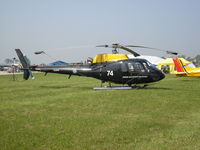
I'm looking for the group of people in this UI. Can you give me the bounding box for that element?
[161,65,170,74]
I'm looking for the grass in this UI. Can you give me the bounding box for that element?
[0,73,200,150]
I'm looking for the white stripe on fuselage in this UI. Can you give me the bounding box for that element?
[123,76,148,79]
[35,67,91,72]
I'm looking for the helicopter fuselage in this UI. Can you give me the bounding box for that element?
[32,58,165,86]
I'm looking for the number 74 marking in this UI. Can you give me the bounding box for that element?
[107,70,114,76]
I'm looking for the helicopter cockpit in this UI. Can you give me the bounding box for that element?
[124,59,151,73]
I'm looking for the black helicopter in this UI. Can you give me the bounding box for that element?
[15,43,172,89]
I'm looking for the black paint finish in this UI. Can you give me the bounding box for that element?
[15,49,165,86]
[31,59,165,86]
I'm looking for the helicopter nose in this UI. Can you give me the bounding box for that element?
[151,69,165,81]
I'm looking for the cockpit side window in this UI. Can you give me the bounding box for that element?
[121,63,128,72]
[142,62,150,72]
[134,62,145,72]
[145,60,151,67]
[146,60,157,68]
[128,63,134,72]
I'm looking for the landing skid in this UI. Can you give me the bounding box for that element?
[93,85,148,90]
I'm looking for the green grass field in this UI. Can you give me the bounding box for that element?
[0,73,200,150]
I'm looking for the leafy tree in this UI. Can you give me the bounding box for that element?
[195,55,200,66]
[4,58,19,64]
[4,58,13,64]
[177,54,200,67]
[195,55,200,63]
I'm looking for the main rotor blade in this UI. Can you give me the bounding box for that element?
[125,45,178,55]
[34,51,45,55]
[96,45,110,48]
[166,50,178,55]
[125,45,164,51]
[118,45,140,57]
[96,44,140,56]
[96,43,178,56]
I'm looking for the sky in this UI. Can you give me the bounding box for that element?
[0,0,200,64]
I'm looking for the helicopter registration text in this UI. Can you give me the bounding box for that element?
[123,76,148,79]
[107,70,114,76]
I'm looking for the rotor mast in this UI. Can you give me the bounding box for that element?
[112,43,120,54]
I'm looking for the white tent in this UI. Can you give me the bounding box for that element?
[127,55,164,66]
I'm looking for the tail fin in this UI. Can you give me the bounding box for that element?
[172,57,186,72]
[15,49,31,68]
[15,49,34,80]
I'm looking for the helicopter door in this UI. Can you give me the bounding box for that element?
[134,62,145,72]
[127,63,136,75]
[123,62,138,83]
[133,62,148,82]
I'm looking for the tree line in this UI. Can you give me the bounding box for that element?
[178,55,200,67]
[4,58,19,64]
